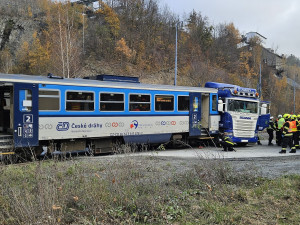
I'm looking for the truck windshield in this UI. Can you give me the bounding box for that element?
[228,99,258,114]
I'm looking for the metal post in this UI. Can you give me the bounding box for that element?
[82,12,86,55]
[294,79,295,114]
[294,74,297,114]
[259,62,262,99]
[174,22,178,86]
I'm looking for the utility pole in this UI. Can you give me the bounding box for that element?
[294,74,298,114]
[82,12,85,54]
[259,62,262,99]
[174,22,182,86]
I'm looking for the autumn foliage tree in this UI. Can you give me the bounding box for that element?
[14,31,50,75]
[115,38,136,65]
[15,41,31,74]
[96,0,120,38]
[83,0,119,61]
[28,32,50,74]
[210,23,240,72]
[0,48,13,74]
[45,1,84,78]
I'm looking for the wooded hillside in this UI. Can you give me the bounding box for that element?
[0,0,300,115]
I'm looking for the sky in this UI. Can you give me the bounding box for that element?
[159,0,300,58]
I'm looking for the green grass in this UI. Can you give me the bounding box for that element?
[0,157,299,224]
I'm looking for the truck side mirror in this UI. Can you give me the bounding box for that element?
[261,103,267,115]
[218,100,224,112]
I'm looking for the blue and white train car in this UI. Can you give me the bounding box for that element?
[0,73,220,156]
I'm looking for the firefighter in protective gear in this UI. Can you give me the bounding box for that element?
[267,116,276,145]
[280,114,296,153]
[219,133,236,151]
[276,114,285,146]
[298,114,300,148]
[291,115,300,149]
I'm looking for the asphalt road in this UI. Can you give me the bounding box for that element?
[132,139,300,159]
[97,139,300,178]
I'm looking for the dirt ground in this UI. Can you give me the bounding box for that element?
[78,132,300,179]
[83,149,300,180]
[223,156,300,178]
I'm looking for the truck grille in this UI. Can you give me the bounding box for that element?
[232,116,257,138]
[234,130,255,138]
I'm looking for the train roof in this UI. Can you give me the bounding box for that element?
[0,73,218,93]
[205,82,237,89]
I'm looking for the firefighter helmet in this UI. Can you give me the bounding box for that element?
[291,114,297,120]
[283,114,290,119]
[278,114,282,118]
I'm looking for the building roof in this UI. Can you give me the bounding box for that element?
[245,32,267,40]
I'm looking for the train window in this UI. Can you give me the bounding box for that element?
[212,94,217,111]
[100,93,124,111]
[129,94,150,111]
[178,96,189,111]
[3,92,10,110]
[66,91,94,111]
[19,89,32,112]
[39,90,60,111]
[155,95,174,111]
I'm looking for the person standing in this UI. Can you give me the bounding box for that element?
[279,114,296,154]
[276,114,285,146]
[298,114,300,149]
[291,115,300,150]
[267,116,276,145]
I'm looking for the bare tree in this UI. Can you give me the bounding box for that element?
[46,1,83,78]
[0,48,13,73]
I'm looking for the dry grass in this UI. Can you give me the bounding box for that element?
[0,152,299,224]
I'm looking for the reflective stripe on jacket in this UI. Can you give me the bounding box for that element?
[224,136,234,145]
[267,121,276,131]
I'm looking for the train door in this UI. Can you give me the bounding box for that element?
[13,83,39,147]
[201,94,209,128]
[189,93,202,136]
[0,84,12,134]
